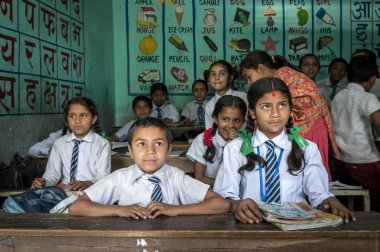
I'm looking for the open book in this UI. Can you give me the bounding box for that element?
[258,202,343,231]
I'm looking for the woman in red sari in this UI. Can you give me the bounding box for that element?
[239,50,338,181]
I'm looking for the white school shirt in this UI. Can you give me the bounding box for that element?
[317,77,347,108]
[331,83,380,163]
[28,129,64,157]
[181,99,208,126]
[213,129,333,208]
[186,129,227,179]
[114,120,136,142]
[84,164,210,207]
[150,103,180,123]
[43,131,111,186]
[204,89,248,129]
[369,78,380,99]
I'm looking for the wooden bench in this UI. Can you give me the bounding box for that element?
[0,212,378,251]
[330,188,371,212]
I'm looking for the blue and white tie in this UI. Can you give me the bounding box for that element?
[156,108,162,120]
[148,176,163,202]
[70,139,84,182]
[197,102,205,125]
[265,140,281,203]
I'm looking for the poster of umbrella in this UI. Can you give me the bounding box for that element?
[316,36,334,54]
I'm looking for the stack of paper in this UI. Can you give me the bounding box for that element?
[258,202,343,231]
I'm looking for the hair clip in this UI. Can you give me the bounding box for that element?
[288,126,309,148]
[203,128,213,148]
[237,128,253,156]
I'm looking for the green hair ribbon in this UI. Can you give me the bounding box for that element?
[100,131,112,148]
[288,126,309,148]
[237,128,253,156]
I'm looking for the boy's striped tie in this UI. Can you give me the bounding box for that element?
[265,140,281,203]
[156,108,162,120]
[148,176,163,202]
[196,102,205,125]
[70,139,84,182]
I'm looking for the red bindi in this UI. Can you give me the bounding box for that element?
[272,91,276,96]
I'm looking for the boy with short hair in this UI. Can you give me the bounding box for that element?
[299,54,320,81]
[180,80,208,126]
[109,96,152,142]
[331,55,380,211]
[69,117,230,218]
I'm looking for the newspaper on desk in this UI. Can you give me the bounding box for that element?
[258,202,343,231]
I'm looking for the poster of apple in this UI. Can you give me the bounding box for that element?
[126,0,380,96]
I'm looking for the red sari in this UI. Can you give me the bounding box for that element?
[274,67,339,181]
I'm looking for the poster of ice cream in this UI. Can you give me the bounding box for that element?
[125,1,376,96]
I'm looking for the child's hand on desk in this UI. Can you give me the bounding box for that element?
[68,180,93,191]
[318,197,357,223]
[231,199,264,224]
[31,178,45,188]
[147,201,178,218]
[118,204,151,219]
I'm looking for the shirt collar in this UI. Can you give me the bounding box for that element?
[131,163,168,184]
[347,83,365,91]
[252,128,289,150]
[153,103,167,109]
[215,88,233,99]
[67,131,94,143]
[215,129,228,147]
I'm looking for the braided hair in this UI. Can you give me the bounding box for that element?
[203,95,247,162]
[238,77,305,175]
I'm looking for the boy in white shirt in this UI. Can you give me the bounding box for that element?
[69,117,230,218]
[331,56,380,212]
[109,96,152,142]
[149,82,180,124]
[181,80,208,126]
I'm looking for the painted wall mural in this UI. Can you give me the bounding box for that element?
[0,0,85,116]
[127,0,380,96]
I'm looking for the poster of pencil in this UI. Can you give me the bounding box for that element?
[125,0,379,96]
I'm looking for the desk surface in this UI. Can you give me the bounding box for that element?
[0,212,378,251]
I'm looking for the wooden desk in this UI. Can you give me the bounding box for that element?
[0,212,378,251]
[168,125,204,140]
[331,189,371,212]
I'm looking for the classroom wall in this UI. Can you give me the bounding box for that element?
[0,0,116,162]
[1,0,379,162]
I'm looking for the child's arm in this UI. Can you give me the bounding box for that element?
[108,134,120,142]
[194,160,215,186]
[31,178,45,188]
[69,193,151,219]
[318,196,356,223]
[68,180,93,191]
[28,129,63,157]
[230,198,264,224]
[146,190,230,218]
